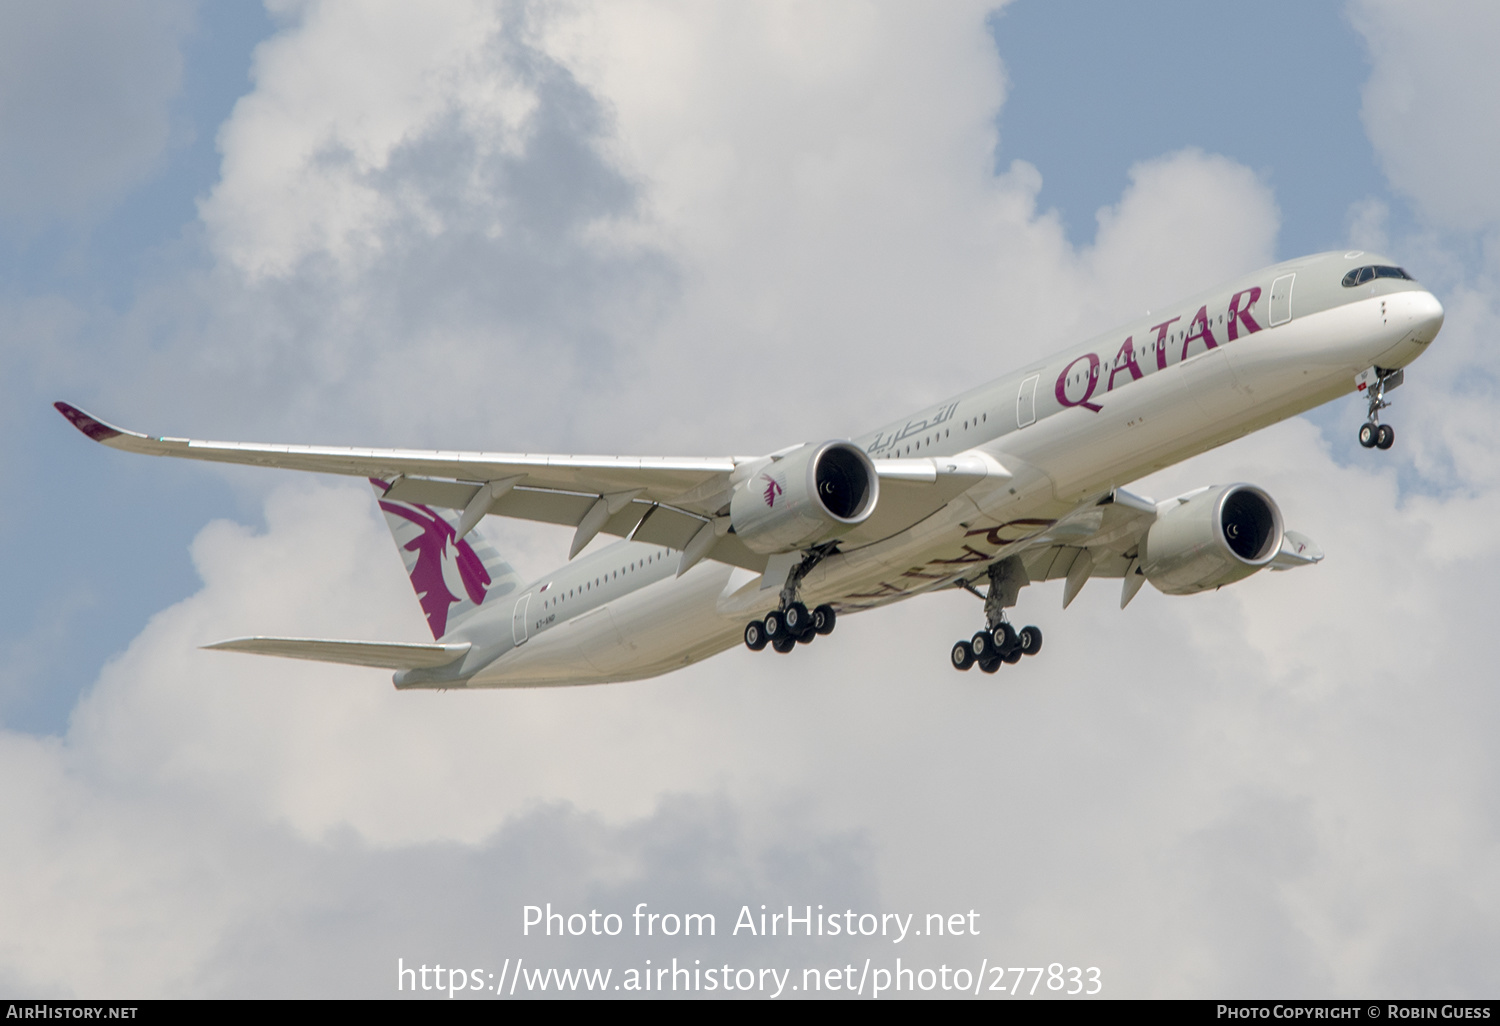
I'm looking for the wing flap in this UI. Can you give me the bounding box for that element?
[844,454,1008,544]
[204,636,470,670]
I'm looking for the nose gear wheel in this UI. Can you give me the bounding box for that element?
[1359,367,1402,450]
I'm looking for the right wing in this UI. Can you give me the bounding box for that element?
[55,402,739,506]
[56,401,767,568]
[56,403,995,573]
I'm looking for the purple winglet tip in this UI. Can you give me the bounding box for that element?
[54,402,122,442]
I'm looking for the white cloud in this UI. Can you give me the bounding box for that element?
[202,0,536,280]
[1352,0,1500,233]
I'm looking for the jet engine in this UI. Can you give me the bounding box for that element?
[1139,484,1283,595]
[729,441,879,554]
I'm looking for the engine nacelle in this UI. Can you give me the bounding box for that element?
[1139,484,1283,595]
[729,441,879,554]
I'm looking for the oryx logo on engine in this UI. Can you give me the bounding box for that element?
[762,474,785,508]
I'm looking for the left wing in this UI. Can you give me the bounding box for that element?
[1005,487,1323,608]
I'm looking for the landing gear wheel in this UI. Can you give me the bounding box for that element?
[951,640,975,671]
[978,656,1001,674]
[1376,424,1395,450]
[1359,422,1379,448]
[970,630,996,662]
[1018,625,1043,656]
[992,622,1019,655]
[795,626,815,644]
[783,602,811,636]
[1002,647,1023,665]
[813,604,837,635]
[744,620,768,651]
[771,636,796,654]
[763,610,787,640]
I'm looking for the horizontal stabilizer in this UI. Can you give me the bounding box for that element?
[204,636,470,670]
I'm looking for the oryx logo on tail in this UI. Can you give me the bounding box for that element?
[379,500,490,638]
[370,480,494,638]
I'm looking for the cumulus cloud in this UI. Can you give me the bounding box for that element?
[1351,0,1500,233]
[9,0,1500,1000]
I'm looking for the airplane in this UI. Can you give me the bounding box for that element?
[56,249,1444,688]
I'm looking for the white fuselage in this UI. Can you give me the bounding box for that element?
[431,253,1444,689]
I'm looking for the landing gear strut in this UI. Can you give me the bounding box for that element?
[950,557,1044,675]
[743,544,839,654]
[1358,367,1401,450]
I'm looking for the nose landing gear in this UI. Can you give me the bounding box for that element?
[1357,367,1402,450]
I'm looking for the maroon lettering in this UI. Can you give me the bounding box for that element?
[930,544,993,565]
[1107,335,1142,391]
[1055,354,1103,412]
[964,519,1055,548]
[1180,305,1218,360]
[845,581,908,600]
[900,566,951,581]
[1150,316,1180,370]
[1226,287,1262,341]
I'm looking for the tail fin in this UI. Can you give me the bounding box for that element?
[370,480,524,639]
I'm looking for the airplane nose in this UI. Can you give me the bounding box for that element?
[1411,289,1445,342]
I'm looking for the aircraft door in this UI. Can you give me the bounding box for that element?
[1017,375,1039,427]
[1269,274,1295,326]
[512,593,531,645]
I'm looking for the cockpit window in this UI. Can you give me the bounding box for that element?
[1341,265,1414,287]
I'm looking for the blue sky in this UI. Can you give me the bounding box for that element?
[990,0,1394,258]
[0,2,270,732]
[3,0,1498,997]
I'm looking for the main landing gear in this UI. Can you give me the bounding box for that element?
[950,623,1042,673]
[950,556,1044,675]
[743,602,837,653]
[743,544,839,655]
[1358,367,1401,450]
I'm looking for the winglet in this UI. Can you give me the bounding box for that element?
[54,402,124,443]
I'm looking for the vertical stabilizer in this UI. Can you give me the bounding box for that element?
[370,480,524,639]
